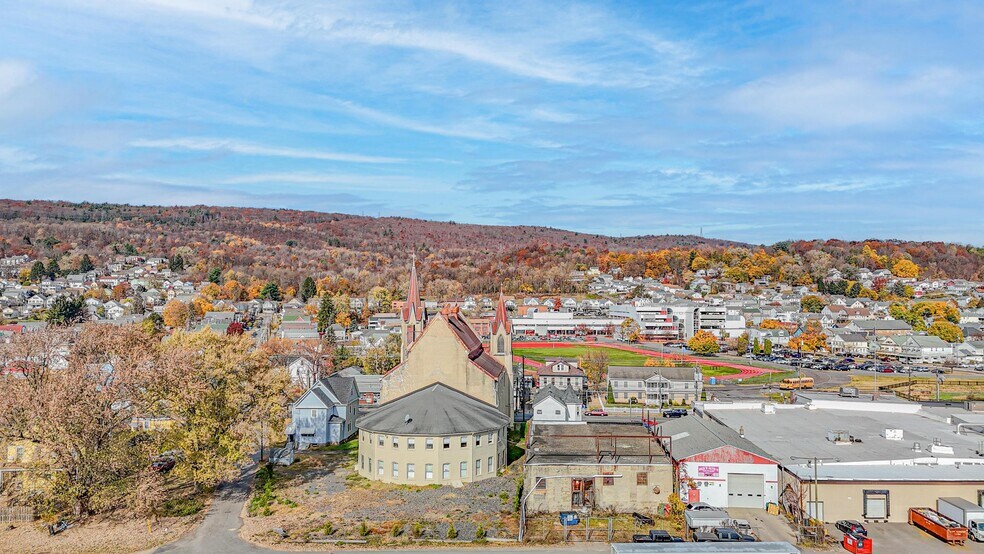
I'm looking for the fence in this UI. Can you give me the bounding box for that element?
[0,506,34,523]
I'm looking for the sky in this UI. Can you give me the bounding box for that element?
[1,0,982,245]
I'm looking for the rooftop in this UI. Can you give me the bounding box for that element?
[356,383,509,436]
[526,421,669,466]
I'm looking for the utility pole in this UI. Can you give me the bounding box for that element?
[790,456,838,539]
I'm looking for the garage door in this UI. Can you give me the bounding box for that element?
[728,473,765,508]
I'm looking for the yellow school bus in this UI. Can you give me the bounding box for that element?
[779,377,814,390]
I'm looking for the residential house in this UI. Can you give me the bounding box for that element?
[535,359,587,393]
[827,333,870,356]
[846,319,913,336]
[287,373,360,447]
[899,335,953,364]
[607,365,703,406]
[531,385,583,424]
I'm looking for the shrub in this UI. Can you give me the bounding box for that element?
[322,521,334,535]
[411,521,424,538]
[446,522,457,539]
[160,497,204,517]
[513,478,523,513]
[391,521,403,537]
[475,525,486,540]
[358,520,371,536]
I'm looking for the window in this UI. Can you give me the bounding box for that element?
[378,435,384,446]
[536,409,542,415]
[488,456,494,473]
[377,460,384,475]
[535,479,546,490]
[360,455,364,469]
[460,461,468,478]
[407,463,415,479]
[637,472,648,486]
[407,438,415,449]
[425,464,434,480]
[392,462,398,477]
[460,436,468,448]
[555,410,561,415]
[442,463,450,479]
[443,437,451,449]
[475,459,482,476]
[475,435,481,446]
[310,409,317,417]
[426,438,434,449]
[392,437,399,448]
[368,457,372,471]
[602,473,614,486]
[488,432,494,444]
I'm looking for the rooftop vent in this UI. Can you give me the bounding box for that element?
[929,438,954,455]
[761,403,776,414]
[913,442,922,453]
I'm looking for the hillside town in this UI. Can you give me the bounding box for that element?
[1,248,984,553]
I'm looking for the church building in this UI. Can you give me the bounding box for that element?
[356,262,514,485]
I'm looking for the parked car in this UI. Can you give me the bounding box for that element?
[586,409,608,416]
[151,457,176,473]
[661,408,688,418]
[686,502,721,511]
[877,367,895,373]
[835,520,867,536]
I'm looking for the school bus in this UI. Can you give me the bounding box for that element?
[779,377,814,390]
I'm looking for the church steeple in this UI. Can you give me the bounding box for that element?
[490,288,513,385]
[400,255,426,361]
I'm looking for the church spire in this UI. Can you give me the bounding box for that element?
[402,254,423,324]
[492,288,511,334]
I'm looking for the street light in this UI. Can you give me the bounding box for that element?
[519,474,622,542]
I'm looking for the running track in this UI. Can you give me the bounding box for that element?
[512,341,779,381]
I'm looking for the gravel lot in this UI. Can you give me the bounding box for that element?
[241,446,521,546]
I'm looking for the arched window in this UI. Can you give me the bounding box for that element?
[496,335,505,353]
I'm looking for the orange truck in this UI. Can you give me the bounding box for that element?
[909,507,969,545]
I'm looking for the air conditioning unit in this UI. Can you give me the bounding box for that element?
[761,403,776,414]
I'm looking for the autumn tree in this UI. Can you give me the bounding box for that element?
[760,319,783,330]
[0,326,172,516]
[620,318,641,342]
[752,338,761,355]
[789,320,827,352]
[687,330,720,355]
[578,350,609,386]
[763,338,773,355]
[163,300,190,328]
[928,320,963,343]
[160,330,289,490]
[736,332,749,354]
[800,295,826,313]
[891,258,920,278]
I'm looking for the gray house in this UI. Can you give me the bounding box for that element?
[607,365,703,406]
[288,374,359,447]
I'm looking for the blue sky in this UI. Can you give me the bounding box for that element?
[1,1,982,244]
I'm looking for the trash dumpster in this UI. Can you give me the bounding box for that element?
[842,532,872,554]
[559,511,580,526]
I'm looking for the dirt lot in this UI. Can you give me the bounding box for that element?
[524,513,684,544]
[240,443,522,548]
[0,513,199,554]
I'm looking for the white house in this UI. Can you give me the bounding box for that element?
[535,359,587,392]
[531,385,583,424]
[899,335,952,364]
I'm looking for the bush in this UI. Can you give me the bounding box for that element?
[322,521,334,535]
[391,521,403,537]
[446,522,457,539]
[475,524,486,540]
[411,521,424,538]
[358,520,371,536]
[160,497,204,517]
[513,478,524,513]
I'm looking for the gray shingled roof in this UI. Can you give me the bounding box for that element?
[356,383,509,435]
[608,365,699,381]
[656,416,775,462]
[532,384,581,406]
[320,374,358,404]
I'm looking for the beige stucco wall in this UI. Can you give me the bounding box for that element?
[525,463,673,514]
[381,319,512,416]
[781,470,984,523]
[357,428,507,485]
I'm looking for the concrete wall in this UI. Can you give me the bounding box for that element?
[525,463,673,514]
[679,461,779,508]
[357,428,506,485]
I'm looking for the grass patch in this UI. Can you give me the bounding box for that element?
[699,365,741,378]
[735,370,798,385]
[507,422,527,464]
[514,345,652,366]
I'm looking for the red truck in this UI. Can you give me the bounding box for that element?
[909,507,969,545]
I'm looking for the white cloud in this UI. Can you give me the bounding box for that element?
[0,59,36,99]
[130,137,401,163]
[0,145,52,172]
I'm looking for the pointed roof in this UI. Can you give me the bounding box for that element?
[492,289,511,334]
[402,256,424,323]
[357,383,509,435]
